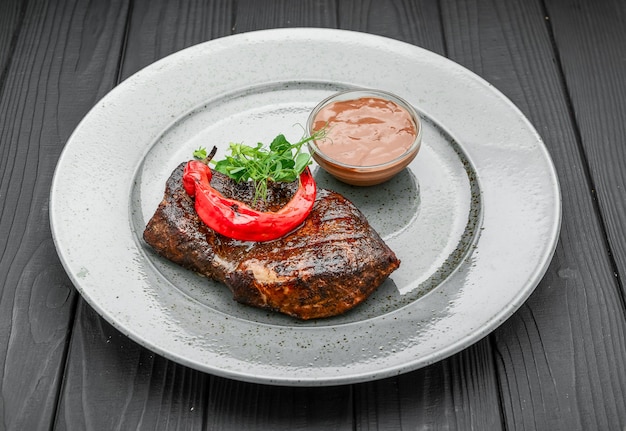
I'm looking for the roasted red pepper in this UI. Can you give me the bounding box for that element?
[182,160,316,242]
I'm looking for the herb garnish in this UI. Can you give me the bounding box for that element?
[193,128,326,203]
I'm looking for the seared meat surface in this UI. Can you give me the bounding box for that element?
[143,163,400,319]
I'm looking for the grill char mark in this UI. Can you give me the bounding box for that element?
[143,163,400,320]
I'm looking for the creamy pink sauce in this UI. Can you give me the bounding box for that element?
[312,97,417,166]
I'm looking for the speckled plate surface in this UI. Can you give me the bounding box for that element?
[50,29,561,386]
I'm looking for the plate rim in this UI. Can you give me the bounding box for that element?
[50,28,562,386]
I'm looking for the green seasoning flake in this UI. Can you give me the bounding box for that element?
[193,147,208,160]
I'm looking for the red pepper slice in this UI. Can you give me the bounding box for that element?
[182,160,316,242]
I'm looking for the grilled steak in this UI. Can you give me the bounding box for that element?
[143,163,400,319]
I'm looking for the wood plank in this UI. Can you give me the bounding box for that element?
[233,0,338,32]
[57,1,353,429]
[56,0,233,427]
[354,340,502,430]
[337,1,504,429]
[0,0,24,77]
[119,0,234,80]
[440,0,626,429]
[543,0,626,427]
[204,377,352,430]
[0,0,129,429]
[55,302,209,429]
[545,0,626,294]
[338,0,445,50]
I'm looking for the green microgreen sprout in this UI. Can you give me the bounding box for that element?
[193,127,327,203]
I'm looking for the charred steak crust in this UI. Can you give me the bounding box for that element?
[143,163,400,320]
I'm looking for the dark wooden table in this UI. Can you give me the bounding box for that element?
[2,0,626,429]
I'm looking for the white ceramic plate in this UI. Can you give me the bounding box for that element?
[50,29,561,386]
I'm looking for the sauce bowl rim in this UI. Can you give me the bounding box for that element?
[306,88,423,170]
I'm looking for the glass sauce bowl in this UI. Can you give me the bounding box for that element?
[307,89,422,186]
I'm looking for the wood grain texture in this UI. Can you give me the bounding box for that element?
[233,0,338,32]
[337,0,444,52]
[0,0,129,429]
[56,1,354,430]
[56,302,209,430]
[2,0,622,430]
[55,1,231,427]
[120,0,234,79]
[337,1,504,429]
[440,0,626,429]
[203,377,352,430]
[545,0,626,295]
[0,0,24,81]
[354,340,502,430]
